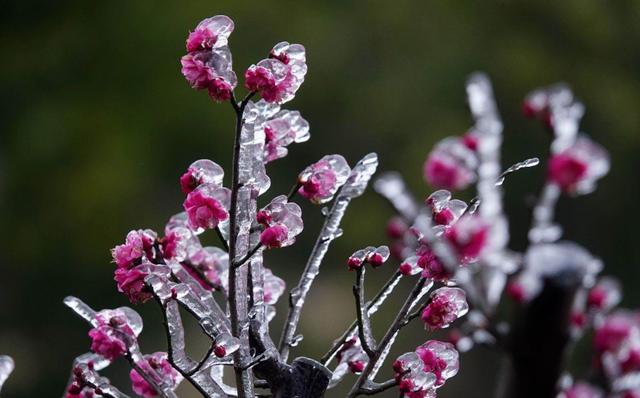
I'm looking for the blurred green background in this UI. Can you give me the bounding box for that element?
[1,1,639,397]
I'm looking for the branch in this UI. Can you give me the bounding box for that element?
[358,379,399,396]
[353,267,376,358]
[278,153,379,362]
[321,271,402,366]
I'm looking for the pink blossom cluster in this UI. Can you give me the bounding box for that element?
[547,136,609,194]
[257,195,304,248]
[87,309,142,361]
[393,340,459,397]
[423,135,478,191]
[130,352,182,398]
[298,155,351,204]
[421,287,468,330]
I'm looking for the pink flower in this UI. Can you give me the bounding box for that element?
[130,352,182,398]
[111,229,157,269]
[180,47,237,101]
[594,311,639,354]
[415,340,459,387]
[587,277,621,312]
[185,15,234,52]
[298,155,351,204]
[336,337,369,374]
[443,215,488,264]
[88,310,141,360]
[183,184,231,230]
[418,249,450,281]
[257,195,303,248]
[347,246,390,270]
[421,287,468,330]
[423,138,477,191]
[179,159,224,194]
[386,216,408,240]
[187,247,229,292]
[393,352,436,394]
[547,136,609,194]
[114,265,152,304]
[263,110,310,163]
[88,327,126,361]
[426,190,467,226]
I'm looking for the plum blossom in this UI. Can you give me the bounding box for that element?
[115,262,171,304]
[130,352,182,398]
[183,184,231,230]
[298,155,351,204]
[181,47,237,101]
[185,15,234,52]
[421,287,469,330]
[547,136,609,194]
[443,215,489,264]
[336,337,368,374]
[179,159,224,194]
[186,247,229,291]
[415,340,460,387]
[257,195,303,248]
[263,268,286,305]
[212,333,241,358]
[426,190,467,226]
[88,309,141,360]
[393,352,436,394]
[424,137,477,191]
[263,109,310,163]
[588,277,622,312]
[111,229,157,269]
[347,246,390,270]
[245,42,307,104]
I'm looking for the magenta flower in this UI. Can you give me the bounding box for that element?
[183,184,231,230]
[547,136,609,194]
[587,277,621,312]
[114,266,151,303]
[594,311,639,354]
[187,247,229,292]
[179,159,224,194]
[298,155,351,204]
[415,340,459,387]
[111,229,157,269]
[421,287,468,330]
[393,352,436,394]
[88,309,141,361]
[180,47,237,101]
[335,337,368,374]
[245,42,306,104]
[263,109,310,163]
[418,248,450,281]
[185,15,234,52]
[424,137,477,191]
[130,352,182,398]
[257,195,303,248]
[347,246,389,270]
[426,190,467,226]
[443,215,489,264]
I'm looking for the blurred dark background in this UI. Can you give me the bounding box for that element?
[1,1,639,397]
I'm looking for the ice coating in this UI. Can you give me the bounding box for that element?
[181,46,237,101]
[186,15,235,52]
[180,159,224,194]
[415,340,460,387]
[423,137,477,191]
[183,184,231,230]
[239,101,271,195]
[426,190,467,226]
[0,356,14,392]
[257,195,303,248]
[263,109,310,163]
[421,287,469,330]
[298,154,351,204]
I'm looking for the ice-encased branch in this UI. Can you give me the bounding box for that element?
[278,153,379,362]
[353,266,376,357]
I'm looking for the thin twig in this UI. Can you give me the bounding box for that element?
[358,379,399,396]
[287,181,301,201]
[353,267,376,358]
[215,227,229,252]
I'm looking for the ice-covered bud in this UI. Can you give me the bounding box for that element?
[522,87,552,125]
[594,311,640,354]
[393,352,437,394]
[367,246,390,267]
[424,138,477,191]
[505,272,542,304]
[263,268,286,305]
[347,352,368,373]
[179,159,224,194]
[559,382,604,398]
[187,247,229,291]
[400,256,421,276]
[547,136,609,194]
[298,155,351,204]
[160,226,200,262]
[185,15,234,52]
[258,195,303,248]
[180,47,237,101]
[88,309,140,360]
[347,248,368,270]
[269,42,307,69]
[183,184,231,230]
[115,263,170,304]
[588,277,622,312]
[415,340,459,387]
[336,337,369,374]
[426,190,467,226]
[213,333,240,358]
[263,110,310,163]
[417,246,451,281]
[443,215,488,264]
[386,216,408,240]
[422,287,468,330]
[112,229,157,269]
[461,131,480,151]
[130,352,182,398]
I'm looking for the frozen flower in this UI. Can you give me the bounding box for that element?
[263,110,310,163]
[588,277,622,312]
[160,226,200,262]
[461,131,480,151]
[212,333,240,358]
[263,268,285,304]
[424,137,477,191]
[399,256,421,276]
[336,338,368,374]
[187,246,229,291]
[245,42,306,104]
[179,159,224,194]
[443,215,489,264]
[558,382,604,398]
[257,195,303,248]
[112,229,157,269]
[183,184,231,230]
[393,352,437,394]
[421,287,468,330]
[426,190,467,226]
[347,246,389,270]
[505,272,543,304]
[415,340,459,387]
[386,216,408,240]
[367,246,390,267]
[130,352,182,398]
[418,248,450,281]
[298,155,351,204]
[115,263,170,304]
[547,136,609,194]
[181,47,237,101]
[88,309,141,360]
[594,311,640,354]
[185,15,234,52]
